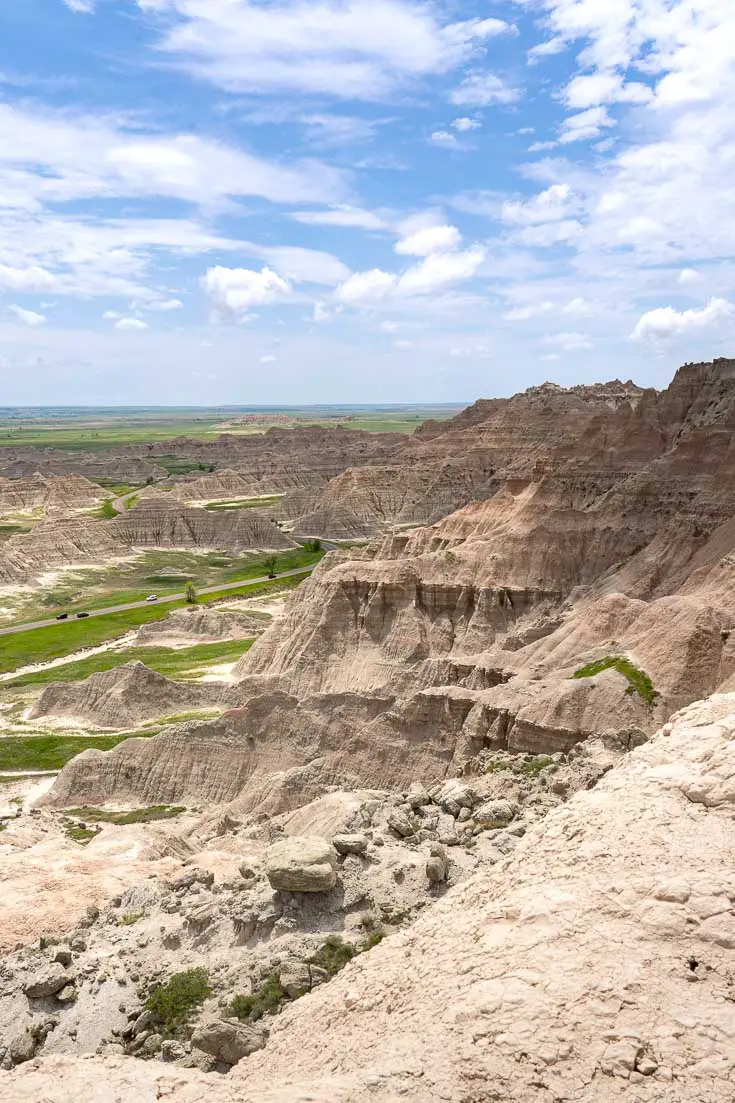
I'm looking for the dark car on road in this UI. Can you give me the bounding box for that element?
[56,613,69,620]
[76,612,90,619]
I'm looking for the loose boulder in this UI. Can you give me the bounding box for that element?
[331,833,368,857]
[23,965,72,999]
[191,1018,266,1066]
[264,837,337,893]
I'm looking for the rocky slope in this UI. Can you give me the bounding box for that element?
[2,694,734,1100]
[37,359,735,814]
[28,663,223,729]
[0,474,107,512]
[133,606,272,646]
[0,500,294,585]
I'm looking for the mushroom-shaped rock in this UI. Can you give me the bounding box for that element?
[264,837,338,893]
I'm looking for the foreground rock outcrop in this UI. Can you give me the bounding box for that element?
[2,694,733,1100]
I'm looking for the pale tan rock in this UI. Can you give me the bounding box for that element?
[264,837,337,893]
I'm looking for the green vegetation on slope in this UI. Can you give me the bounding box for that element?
[204,496,284,511]
[0,571,309,674]
[0,732,157,772]
[145,968,212,1037]
[571,655,660,705]
[64,804,186,825]
[5,639,254,688]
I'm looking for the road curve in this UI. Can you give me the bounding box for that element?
[0,566,315,639]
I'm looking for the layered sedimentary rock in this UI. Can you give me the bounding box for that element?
[40,358,735,814]
[133,606,271,646]
[0,474,107,512]
[29,662,222,728]
[6,695,735,1100]
[0,499,293,584]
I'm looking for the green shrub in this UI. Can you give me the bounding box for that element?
[229,973,286,1023]
[145,968,212,1037]
[572,655,659,706]
[307,935,357,976]
[120,913,143,926]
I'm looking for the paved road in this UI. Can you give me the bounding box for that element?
[0,566,315,639]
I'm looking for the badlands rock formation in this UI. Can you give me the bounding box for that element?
[28,662,222,729]
[2,695,734,1100]
[133,606,271,646]
[39,359,735,813]
[0,474,107,512]
[0,499,293,585]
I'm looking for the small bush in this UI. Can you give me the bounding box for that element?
[120,913,143,926]
[145,967,211,1037]
[229,973,286,1023]
[308,935,357,976]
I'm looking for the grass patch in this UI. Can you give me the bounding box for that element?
[64,804,186,825]
[145,968,212,1038]
[229,934,384,1025]
[486,755,555,778]
[64,822,100,845]
[0,733,156,772]
[571,655,659,705]
[205,496,283,511]
[120,913,144,926]
[5,639,254,689]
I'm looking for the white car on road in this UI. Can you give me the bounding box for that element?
[146,594,158,603]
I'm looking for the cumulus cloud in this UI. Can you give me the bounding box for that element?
[450,72,518,107]
[259,354,277,364]
[503,301,554,321]
[7,305,46,327]
[258,246,350,286]
[632,298,735,341]
[0,264,56,293]
[202,265,290,320]
[63,0,95,11]
[501,184,577,225]
[336,268,396,304]
[429,130,462,150]
[114,317,149,331]
[335,243,485,304]
[678,268,701,285]
[559,106,615,144]
[134,0,515,100]
[395,224,461,257]
[452,117,481,132]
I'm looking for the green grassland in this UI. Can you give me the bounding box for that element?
[0,732,157,771]
[0,572,307,674]
[4,638,254,688]
[5,546,323,626]
[205,496,284,511]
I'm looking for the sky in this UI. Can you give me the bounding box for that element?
[0,0,733,405]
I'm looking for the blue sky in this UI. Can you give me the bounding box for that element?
[0,0,732,404]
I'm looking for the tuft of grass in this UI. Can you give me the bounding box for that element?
[486,755,554,778]
[120,913,144,926]
[572,655,659,705]
[145,967,212,1038]
[64,804,186,826]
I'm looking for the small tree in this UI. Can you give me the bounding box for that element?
[185,580,197,604]
[263,554,278,579]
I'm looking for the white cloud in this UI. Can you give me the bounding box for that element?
[501,184,577,225]
[114,317,149,331]
[449,343,490,359]
[0,263,56,293]
[429,130,462,150]
[291,206,387,231]
[336,268,396,304]
[380,320,399,331]
[503,301,554,321]
[147,298,184,311]
[564,72,652,111]
[678,268,701,285]
[562,297,593,316]
[135,0,515,100]
[632,297,735,341]
[393,339,415,349]
[64,0,95,11]
[313,301,341,323]
[259,354,277,364]
[542,331,592,352]
[559,106,615,144]
[258,246,350,286]
[395,224,461,257]
[300,114,377,147]
[102,311,121,320]
[397,246,486,295]
[450,72,518,107]
[7,305,46,327]
[202,265,290,320]
[452,117,481,132]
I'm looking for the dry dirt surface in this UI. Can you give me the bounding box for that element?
[1,694,733,1101]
